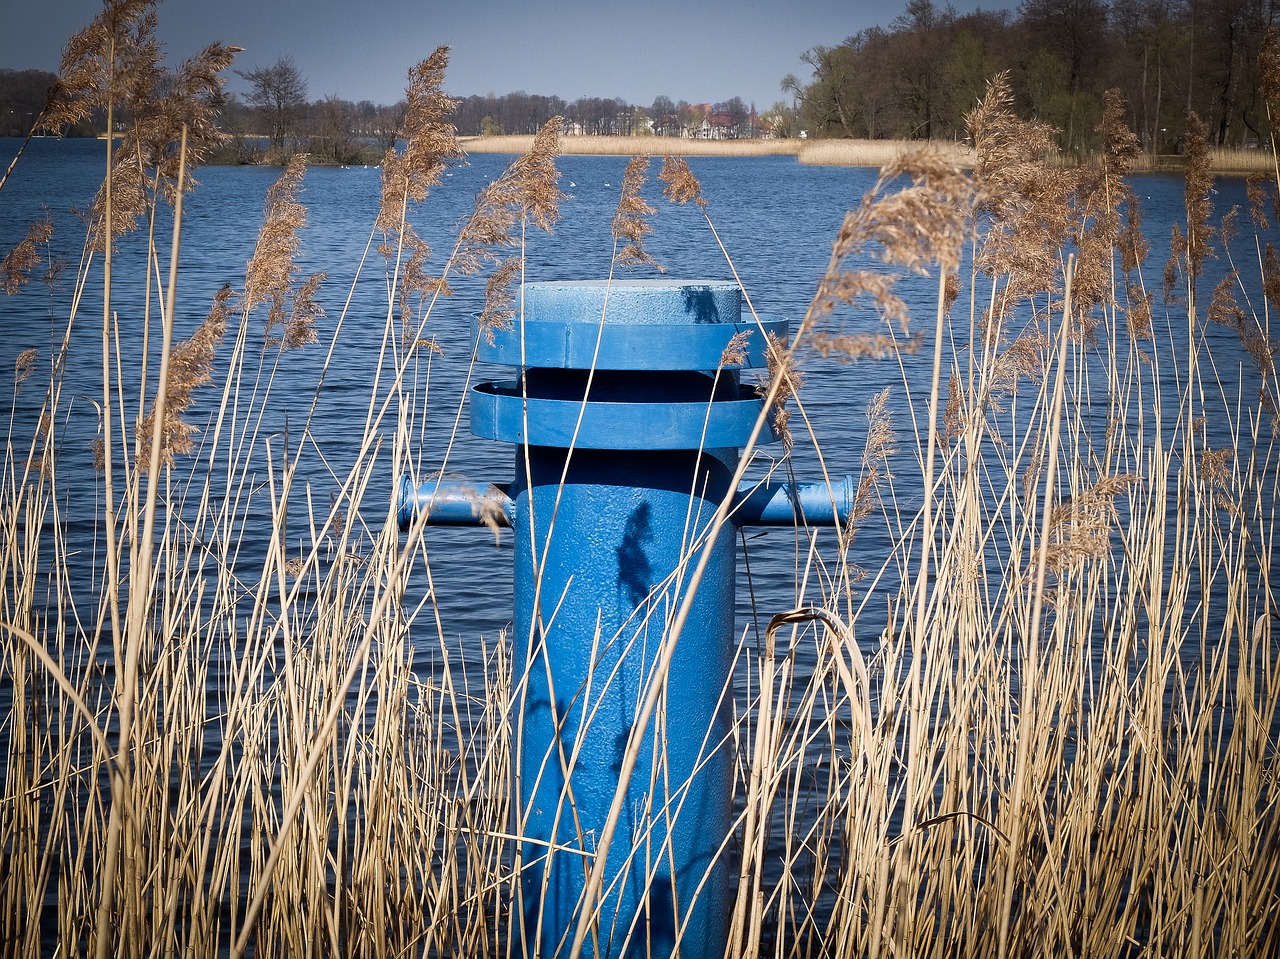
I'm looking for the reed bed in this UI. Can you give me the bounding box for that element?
[466,135,1276,177]
[2,5,1279,957]
[460,135,959,166]
[1126,147,1280,175]
[805,140,1280,172]
[461,134,803,157]
[797,138,975,168]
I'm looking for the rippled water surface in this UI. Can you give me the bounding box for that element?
[1,136,1273,655]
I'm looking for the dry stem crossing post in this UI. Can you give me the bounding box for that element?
[400,280,851,957]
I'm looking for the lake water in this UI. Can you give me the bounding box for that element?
[0,139,905,651]
[2,135,1278,951]
[1,137,1273,657]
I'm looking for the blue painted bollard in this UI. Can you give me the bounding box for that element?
[399,280,851,957]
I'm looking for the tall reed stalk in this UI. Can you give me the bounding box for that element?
[1,5,1278,956]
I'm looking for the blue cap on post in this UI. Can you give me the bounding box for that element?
[473,280,785,453]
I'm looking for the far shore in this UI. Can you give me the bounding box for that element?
[460,133,1277,175]
[458,134,961,169]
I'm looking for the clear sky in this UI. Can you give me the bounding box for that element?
[2,0,997,111]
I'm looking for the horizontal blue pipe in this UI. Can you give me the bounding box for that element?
[396,476,514,529]
[733,473,856,526]
[397,473,856,531]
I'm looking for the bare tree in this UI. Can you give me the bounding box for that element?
[650,95,678,136]
[312,94,356,163]
[761,99,801,137]
[796,43,862,137]
[238,56,307,155]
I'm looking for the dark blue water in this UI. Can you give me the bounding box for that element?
[0,140,870,648]
[3,136,1278,953]
[0,137,1274,656]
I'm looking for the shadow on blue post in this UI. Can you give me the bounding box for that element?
[398,280,852,958]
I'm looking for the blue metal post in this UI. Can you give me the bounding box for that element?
[399,280,848,958]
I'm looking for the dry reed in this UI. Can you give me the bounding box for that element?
[461,134,802,158]
[459,133,1278,175]
[0,219,53,294]
[1,7,1277,959]
[612,155,663,271]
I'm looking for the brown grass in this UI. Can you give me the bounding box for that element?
[1129,147,1279,174]
[462,133,802,157]
[463,135,974,169]
[2,7,1279,959]
[464,133,1278,175]
[799,138,976,168]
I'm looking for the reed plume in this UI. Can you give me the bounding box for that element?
[659,153,770,331]
[1183,112,1216,280]
[12,349,37,391]
[719,329,751,367]
[762,331,800,451]
[1069,90,1142,335]
[376,47,459,231]
[391,233,445,336]
[373,48,460,335]
[457,116,566,268]
[41,0,153,132]
[1247,173,1273,230]
[43,1,238,247]
[1263,244,1280,314]
[1042,473,1140,575]
[511,115,567,234]
[659,155,706,209]
[612,156,663,271]
[458,117,567,340]
[51,0,157,245]
[138,42,241,196]
[798,147,969,358]
[1210,233,1278,431]
[136,283,232,468]
[1119,193,1150,275]
[477,256,522,341]
[282,270,324,350]
[846,385,897,534]
[243,154,324,348]
[1,218,53,295]
[1165,112,1215,306]
[967,74,1075,326]
[1119,175,1154,338]
[989,331,1049,395]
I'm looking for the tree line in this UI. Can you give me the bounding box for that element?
[0,69,98,137]
[451,93,773,138]
[793,0,1279,152]
[5,0,1277,158]
[0,59,780,163]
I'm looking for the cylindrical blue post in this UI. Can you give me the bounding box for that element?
[397,280,848,957]
[477,281,782,958]
[510,444,738,958]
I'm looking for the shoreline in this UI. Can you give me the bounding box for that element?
[459,134,803,158]
[460,133,1276,174]
[458,134,967,169]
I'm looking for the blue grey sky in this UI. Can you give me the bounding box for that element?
[3,1,998,111]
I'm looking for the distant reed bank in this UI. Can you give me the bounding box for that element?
[461,133,1275,173]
